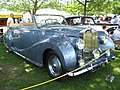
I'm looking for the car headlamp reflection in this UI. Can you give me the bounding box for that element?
[76,38,85,50]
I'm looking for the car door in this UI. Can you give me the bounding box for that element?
[11,26,37,53]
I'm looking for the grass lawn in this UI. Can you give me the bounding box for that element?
[0,40,120,90]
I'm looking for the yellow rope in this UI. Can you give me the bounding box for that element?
[21,50,109,90]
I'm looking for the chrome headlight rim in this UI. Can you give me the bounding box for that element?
[76,38,85,50]
[100,35,109,44]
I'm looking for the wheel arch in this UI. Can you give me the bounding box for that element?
[42,36,77,72]
[43,48,53,66]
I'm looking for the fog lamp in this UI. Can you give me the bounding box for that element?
[92,49,100,58]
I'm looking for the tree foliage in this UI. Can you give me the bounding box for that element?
[41,0,63,10]
[0,0,49,14]
[112,0,120,14]
[63,1,83,15]
[0,0,120,15]
[63,0,120,16]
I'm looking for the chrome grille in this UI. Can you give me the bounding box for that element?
[83,29,98,62]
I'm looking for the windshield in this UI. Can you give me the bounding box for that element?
[35,15,67,27]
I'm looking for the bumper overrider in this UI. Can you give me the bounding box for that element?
[68,49,115,76]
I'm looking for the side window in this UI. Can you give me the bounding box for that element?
[67,18,82,25]
[73,18,82,25]
[84,18,94,24]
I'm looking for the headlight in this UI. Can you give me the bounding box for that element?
[99,36,108,44]
[92,49,100,58]
[76,38,85,50]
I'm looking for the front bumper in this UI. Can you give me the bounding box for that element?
[68,52,115,77]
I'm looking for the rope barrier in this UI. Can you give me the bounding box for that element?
[21,50,109,90]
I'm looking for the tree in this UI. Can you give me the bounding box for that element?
[41,0,63,10]
[112,0,120,14]
[75,0,111,16]
[1,0,120,15]
[63,1,83,15]
[76,0,90,17]
[0,0,11,10]
[0,0,49,14]
[63,0,120,16]
[87,0,112,15]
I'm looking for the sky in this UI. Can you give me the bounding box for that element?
[59,0,74,4]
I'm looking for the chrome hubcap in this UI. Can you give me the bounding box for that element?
[48,55,62,77]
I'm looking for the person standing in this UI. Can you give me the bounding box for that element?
[112,25,120,40]
[102,25,109,35]
[112,25,120,49]
[7,13,14,27]
[112,16,118,24]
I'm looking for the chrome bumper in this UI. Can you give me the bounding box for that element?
[68,56,115,76]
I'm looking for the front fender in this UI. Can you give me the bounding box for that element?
[42,35,77,72]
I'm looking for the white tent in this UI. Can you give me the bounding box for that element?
[36,8,70,16]
[23,8,71,23]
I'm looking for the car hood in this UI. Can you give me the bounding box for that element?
[41,25,85,38]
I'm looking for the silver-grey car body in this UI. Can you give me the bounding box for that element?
[3,14,115,79]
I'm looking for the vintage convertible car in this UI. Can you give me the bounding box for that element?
[3,14,115,79]
[65,16,117,35]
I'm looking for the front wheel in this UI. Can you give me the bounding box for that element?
[46,51,68,81]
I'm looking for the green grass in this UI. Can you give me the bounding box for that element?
[0,40,120,90]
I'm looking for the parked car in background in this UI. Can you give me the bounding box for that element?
[65,16,118,35]
[3,14,115,80]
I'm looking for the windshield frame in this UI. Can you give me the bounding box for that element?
[34,14,68,28]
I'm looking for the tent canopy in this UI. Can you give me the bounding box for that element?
[36,8,70,16]
[0,10,22,18]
